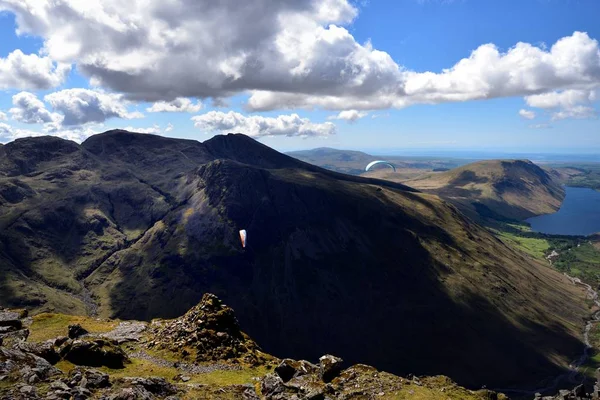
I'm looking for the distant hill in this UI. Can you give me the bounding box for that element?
[0,131,589,389]
[401,159,566,221]
[287,147,467,176]
[286,147,374,175]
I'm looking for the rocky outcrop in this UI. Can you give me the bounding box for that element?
[68,324,89,339]
[146,293,266,365]
[58,338,129,369]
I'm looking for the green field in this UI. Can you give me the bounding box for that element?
[492,223,600,287]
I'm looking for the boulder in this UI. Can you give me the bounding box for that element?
[0,347,61,383]
[15,341,60,364]
[68,324,89,339]
[318,355,343,383]
[275,359,318,383]
[0,311,22,330]
[68,367,110,389]
[261,373,285,397]
[59,338,129,368]
[117,377,178,397]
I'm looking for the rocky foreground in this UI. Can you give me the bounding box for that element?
[0,293,597,399]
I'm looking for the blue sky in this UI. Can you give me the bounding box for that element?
[0,0,599,153]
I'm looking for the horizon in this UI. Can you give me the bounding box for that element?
[0,0,599,153]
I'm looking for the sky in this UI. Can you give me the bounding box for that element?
[0,0,599,153]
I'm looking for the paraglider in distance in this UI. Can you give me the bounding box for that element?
[365,160,396,172]
[239,229,247,248]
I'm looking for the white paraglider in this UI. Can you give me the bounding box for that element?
[239,229,247,248]
[365,160,396,172]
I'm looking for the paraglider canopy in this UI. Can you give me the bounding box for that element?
[239,229,247,248]
[365,160,396,172]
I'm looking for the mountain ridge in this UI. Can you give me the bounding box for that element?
[0,130,591,390]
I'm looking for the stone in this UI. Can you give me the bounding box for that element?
[116,377,178,397]
[318,355,343,383]
[0,311,22,330]
[275,359,300,382]
[50,380,70,391]
[59,338,129,368]
[68,324,89,339]
[261,373,285,397]
[68,367,110,389]
[19,385,36,395]
[16,340,60,364]
[0,347,61,381]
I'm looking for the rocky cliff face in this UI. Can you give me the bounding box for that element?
[0,130,591,390]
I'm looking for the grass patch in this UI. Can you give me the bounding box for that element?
[493,229,550,260]
[29,313,118,342]
[193,366,269,386]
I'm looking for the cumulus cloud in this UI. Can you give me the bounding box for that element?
[0,111,6,121]
[44,89,143,126]
[525,89,598,120]
[518,109,536,120]
[552,106,597,121]
[0,123,12,141]
[122,125,162,134]
[165,123,174,132]
[526,89,597,109]
[10,92,63,129]
[147,98,203,113]
[0,49,70,90]
[328,110,369,123]
[0,122,96,144]
[2,1,600,112]
[192,111,336,137]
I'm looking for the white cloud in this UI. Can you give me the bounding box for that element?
[10,92,63,129]
[328,110,369,123]
[529,123,552,129]
[44,89,143,126]
[147,98,203,113]
[518,109,536,120]
[0,122,97,144]
[0,123,12,142]
[122,124,162,134]
[551,106,597,121]
[192,111,336,138]
[525,89,597,109]
[0,111,6,121]
[2,2,600,113]
[525,89,598,120]
[0,49,70,90]
[165,123,174,132]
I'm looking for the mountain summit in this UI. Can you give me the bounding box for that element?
[0,130,590,389]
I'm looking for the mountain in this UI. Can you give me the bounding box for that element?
[287,147,466,176]
[400,160,566,221]
[0,130,590,390]
[286,147,376,175]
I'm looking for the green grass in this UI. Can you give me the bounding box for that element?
[29,313,118,342]
[493,229,550,260]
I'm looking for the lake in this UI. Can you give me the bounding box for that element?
[526,186,600,236]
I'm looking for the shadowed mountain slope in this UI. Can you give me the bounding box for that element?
[0,130,590,390]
